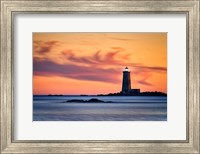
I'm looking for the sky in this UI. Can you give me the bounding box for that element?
[33,33,167,95]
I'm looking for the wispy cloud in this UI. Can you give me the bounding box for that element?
[111,47,125,51]
[134,65,167,73]
[61,48,140,68]
[34,40,60,55]
[136,74,153,86]
[33,58,121,84]
[61,49,166,72]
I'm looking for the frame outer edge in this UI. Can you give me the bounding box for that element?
[1,1,9,152]
[0,0,200,153]
[192,0,200,153]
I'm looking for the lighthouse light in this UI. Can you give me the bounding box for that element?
[123,66,130,72]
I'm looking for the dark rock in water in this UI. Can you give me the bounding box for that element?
[66,98,111,103]
[87,98,104,102]
[66,99,85,102]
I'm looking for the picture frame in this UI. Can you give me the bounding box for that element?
[0,0,199,153]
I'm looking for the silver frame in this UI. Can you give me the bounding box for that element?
[1,0,199,153]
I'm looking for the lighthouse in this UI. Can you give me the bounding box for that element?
[122,67,131,93]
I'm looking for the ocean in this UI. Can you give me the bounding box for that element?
[33,95,167,121]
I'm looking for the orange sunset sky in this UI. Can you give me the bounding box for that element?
[33,33,167,95]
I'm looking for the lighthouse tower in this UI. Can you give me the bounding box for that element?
[122,67,131,93]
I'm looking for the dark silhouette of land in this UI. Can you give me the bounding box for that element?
[46,91,167,97]
[48,94,63,96]
[97,91,167,96]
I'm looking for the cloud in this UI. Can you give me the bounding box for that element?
[111,47,125,51]
[135,73,153,86]
[137,76,153,86]
[137,66,166,72]
[133,65,167,74]
[34,41,60,55]
[62,49,140,68]
[62,49,166,73]
[33,58,121,84]
[138,80,153,86]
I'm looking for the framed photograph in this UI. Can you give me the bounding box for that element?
[33,32,167,122]
[1,0,199,153]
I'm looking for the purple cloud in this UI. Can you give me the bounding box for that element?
[33,58,121,84]
[137,80,153,86]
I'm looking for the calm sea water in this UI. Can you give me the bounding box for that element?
[33,96,167,121]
